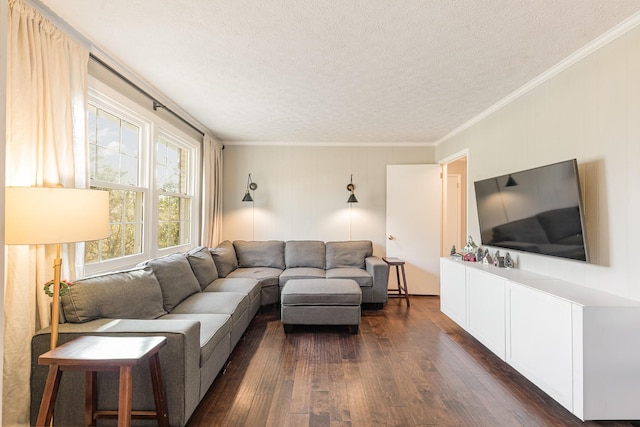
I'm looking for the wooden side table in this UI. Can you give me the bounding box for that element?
[383,257,410,306]
[36,335,169,427]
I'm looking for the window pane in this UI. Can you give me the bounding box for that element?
[124,223,142,256]
[101,224,123,261]
[158,195,190,249]
[84,187,144,265]
[89,104,140,186]
[85,240,99,264]
[96,110,120,149]
[124,191,141,222]
[121,121,139,156]
[156,137,188,194]
[121,154,139,186]
[109,189,124,223]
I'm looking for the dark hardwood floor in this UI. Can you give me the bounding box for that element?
[187,296,638,427]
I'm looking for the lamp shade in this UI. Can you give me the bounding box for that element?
[5,187,110,244]
[242,191,254,202]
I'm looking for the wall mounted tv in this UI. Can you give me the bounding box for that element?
[473,159,588,262]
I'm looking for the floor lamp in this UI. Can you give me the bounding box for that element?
[5,186,110,349]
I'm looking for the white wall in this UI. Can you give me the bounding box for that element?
[221,145,434,256]
[437,25,640,302]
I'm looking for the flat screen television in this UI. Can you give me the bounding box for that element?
[473,159,588,262]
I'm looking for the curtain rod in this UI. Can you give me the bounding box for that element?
[89,53,205,137]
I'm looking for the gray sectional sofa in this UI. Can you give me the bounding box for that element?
[30,240,388,426]
[216,240,389,306]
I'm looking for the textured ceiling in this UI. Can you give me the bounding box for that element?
[38,0,640,143]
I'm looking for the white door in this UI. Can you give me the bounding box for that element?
[386,164,441,295]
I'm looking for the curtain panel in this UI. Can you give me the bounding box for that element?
[5,0,89,424]
[201,135,223,247]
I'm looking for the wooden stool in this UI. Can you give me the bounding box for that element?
[383,257,410,306]
[36,335,169,427]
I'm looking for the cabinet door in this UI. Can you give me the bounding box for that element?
[439,258,467,328]
[507,283,573,411]
[467,269,506,360]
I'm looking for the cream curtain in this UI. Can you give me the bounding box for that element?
[4,0,89,425]
[201,134,224,247]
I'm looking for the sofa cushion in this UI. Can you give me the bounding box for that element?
[210,240,238,278]
[285,240,325,268]
[172,292,249,317]
[160,313,231,367]
[226,267,281,305]
[143,252,202,312]
[325,241,373,269]
[204,277,262,317]
[326,267,373,287]
[234,240,285,269]
[61,266,166,323]
[279,267,326,287]
[186,246,219,290]
[203,278,261,303]
[226,267,282,288]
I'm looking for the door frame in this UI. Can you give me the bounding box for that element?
[439,149,469,256]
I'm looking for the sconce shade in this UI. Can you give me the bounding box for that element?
[505,174,518,187]
[5,187,110,244]
[242,191,254,202]
[347,193,358,203]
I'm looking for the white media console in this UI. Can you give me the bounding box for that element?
[440,257,640,421]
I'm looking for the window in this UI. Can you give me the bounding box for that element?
[84,79,200,274]
[156,134,192,249]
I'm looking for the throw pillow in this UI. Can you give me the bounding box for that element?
[210,240,238,277]
[186,246,219,289]
[143,252,202,312]
[61,266,166,323]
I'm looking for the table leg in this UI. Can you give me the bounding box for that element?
[85,371,97,426]
[36,365,62,427]
[149,353,170,427]
[118,366,133,427]
[400,264,410,307]
[395,266,402,293]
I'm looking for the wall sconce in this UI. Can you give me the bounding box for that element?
[242,173,258,202]
[346,174,358,203]
[505,174,518,187]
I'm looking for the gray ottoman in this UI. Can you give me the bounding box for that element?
[281,279,362,334]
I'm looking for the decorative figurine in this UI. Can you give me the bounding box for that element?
[483,248,492,265]
[493,250,502,267]
[462,235,478,254]
[476,247,484,262]
[504,252,514,268]
[463,252,476,262]
[450,245,457,256]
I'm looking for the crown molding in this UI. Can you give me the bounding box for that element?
[222,140,435,147]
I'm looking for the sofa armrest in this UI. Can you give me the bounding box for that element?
[366,256,389,304]
[30,318,201,427]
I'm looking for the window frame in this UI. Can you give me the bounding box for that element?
[84,77,201,276]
